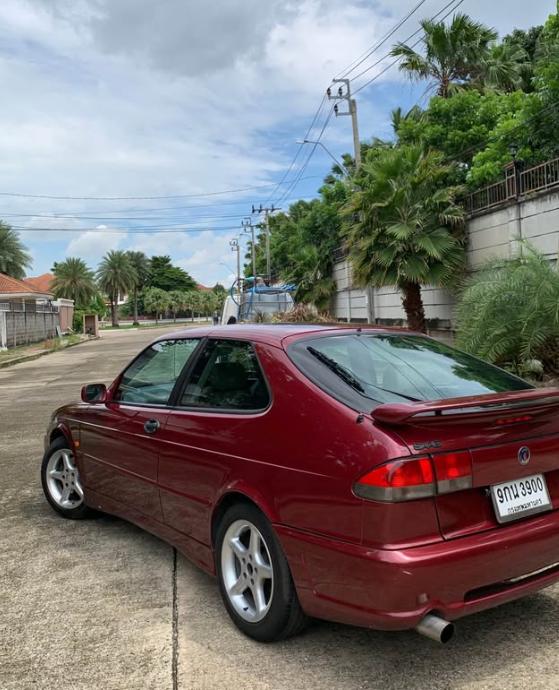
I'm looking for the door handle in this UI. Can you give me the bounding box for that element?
[144,419,160,434]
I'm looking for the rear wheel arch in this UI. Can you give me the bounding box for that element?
[211,490,273,548]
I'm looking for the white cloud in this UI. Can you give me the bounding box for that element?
[65,227,121,264]
[1,0,554,283]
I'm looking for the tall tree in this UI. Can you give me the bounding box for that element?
[343,145,465,332]
[51,257,96,307]
[126,251,150,325]
[148,256,196,292]
[390,14,515,97]
[97,250,136,327]
[0,222,32,279]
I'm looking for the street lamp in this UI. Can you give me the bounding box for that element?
[297,139,350,177]
[229,239,241,300]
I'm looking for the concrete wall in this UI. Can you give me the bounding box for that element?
[468,190,559,267]
[1,310,59,349]
[332,257,454,327]
[332,186,559,329]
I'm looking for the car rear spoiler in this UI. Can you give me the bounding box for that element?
[371,388,559,426]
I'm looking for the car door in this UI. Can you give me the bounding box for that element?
[80,337,201,520]
[158,338,271,546]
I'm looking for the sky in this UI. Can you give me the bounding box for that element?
[0,0,554,287]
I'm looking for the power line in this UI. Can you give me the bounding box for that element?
[335,0,430,80]
[12,225,243,234]
[0,192,318,217]
[351,0,464,94]
[264,95,328,207]
[2,211,266,222]
[277,105,336,204]
[0,177,319,202]
[268,0,435,211]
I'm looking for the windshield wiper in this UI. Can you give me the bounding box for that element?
[370,385,421,403]
[308,347,365,393]
[307,346,421,402]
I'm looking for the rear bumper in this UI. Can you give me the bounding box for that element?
[276,509,559,631]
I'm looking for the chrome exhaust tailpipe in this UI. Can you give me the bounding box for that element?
[415,614,454,643]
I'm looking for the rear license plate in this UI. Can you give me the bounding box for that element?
[490,474,552,524]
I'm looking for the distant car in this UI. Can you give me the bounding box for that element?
[41,325,559,643]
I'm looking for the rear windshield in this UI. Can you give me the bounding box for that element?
[288,334,532,411]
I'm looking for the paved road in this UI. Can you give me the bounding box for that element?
[2,327,559,689]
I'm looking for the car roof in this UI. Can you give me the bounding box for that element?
[155,323,418,348]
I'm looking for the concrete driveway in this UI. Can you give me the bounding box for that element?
[2,326,559,689]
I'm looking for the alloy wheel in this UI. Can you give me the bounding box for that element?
[45,448,84,510]
[221,519,274,623]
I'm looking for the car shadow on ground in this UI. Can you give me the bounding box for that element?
[175,547,559,690]
[22,502,559,690]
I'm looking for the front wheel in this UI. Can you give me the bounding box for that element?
[216,503,307,642]
[41,437,95,519]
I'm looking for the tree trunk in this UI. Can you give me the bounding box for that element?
[133,289,139,326]
[111,297,118,328]
[401,282,426,333]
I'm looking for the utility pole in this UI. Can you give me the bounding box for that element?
[251,204,281,282]
[229,238,241,300]
[241,217,256,278]
[327,78,361,170]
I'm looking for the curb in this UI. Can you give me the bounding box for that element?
[0,336,100,369]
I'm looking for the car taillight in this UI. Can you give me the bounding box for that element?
[354,451,473,502]
[354,457,435,502]
[432,451,472,494]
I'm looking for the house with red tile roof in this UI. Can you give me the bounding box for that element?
[0,272,74,348]
[0,272,53,302]
[23,272,54,295]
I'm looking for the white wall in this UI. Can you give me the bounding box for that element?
[332,187,559,327]
[332,258,454,324]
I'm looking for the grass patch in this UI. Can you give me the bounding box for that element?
[0,334,86,359]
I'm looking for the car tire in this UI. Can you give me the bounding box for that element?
[41,437,95,520]
[215,502,308,642]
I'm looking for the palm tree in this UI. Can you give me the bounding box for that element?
[456,243,559,374]
[126,251,150,325]
[97,250,136,327]
[390,14,498,97]
[0,222,32,279]
[342,145,465,333]
[144,287,170,324]
[183,290,200,321]
[168,290,185,322]
[475,42,530,93]
[51,257,96,307]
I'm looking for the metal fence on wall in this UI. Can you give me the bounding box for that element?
[465,157,559,215]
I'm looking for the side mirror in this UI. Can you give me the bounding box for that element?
[81,383,108,404]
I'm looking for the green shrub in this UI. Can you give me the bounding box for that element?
[456,243,559,374]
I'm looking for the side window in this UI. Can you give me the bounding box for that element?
[115,339,199,405]
[179,339,270,411]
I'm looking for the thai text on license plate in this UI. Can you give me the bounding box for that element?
[490,474,552,524]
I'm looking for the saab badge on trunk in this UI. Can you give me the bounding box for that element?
[518,446,531,465]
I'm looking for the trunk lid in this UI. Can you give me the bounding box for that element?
[372,389,559,539]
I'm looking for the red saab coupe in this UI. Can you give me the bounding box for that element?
[41,325,559,643]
